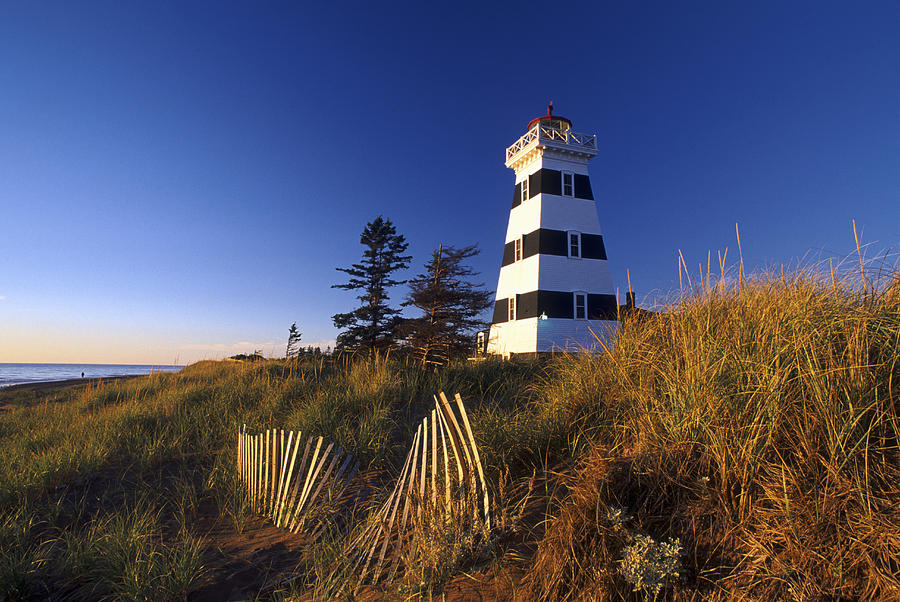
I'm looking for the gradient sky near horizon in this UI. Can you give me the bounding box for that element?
[1,1,898,364]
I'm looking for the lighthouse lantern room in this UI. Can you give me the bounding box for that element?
[486,104,617,356]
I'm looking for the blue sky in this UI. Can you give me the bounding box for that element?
[1,1,898,364]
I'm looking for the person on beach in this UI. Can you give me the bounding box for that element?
[81,372,85,379]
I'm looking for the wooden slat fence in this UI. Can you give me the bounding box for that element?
[236,426,359,537]
[235,392,491,588]
[346,392,491,588]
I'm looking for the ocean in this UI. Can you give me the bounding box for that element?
[0,363,183,388]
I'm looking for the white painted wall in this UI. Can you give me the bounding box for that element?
[496,255,614,299]
[535,318,618,352]
[487,317,619,355]
[537,195,604,234]
[496,255,540,298]
[538,154,591,175]
[505,197,544,242]
[536,255,614,292]
[506,194,605,241]
[486,319,537,356]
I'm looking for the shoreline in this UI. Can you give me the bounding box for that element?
[0,374,145,394]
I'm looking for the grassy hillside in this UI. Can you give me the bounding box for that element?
[523,270,900,600]
[1,268,898,600]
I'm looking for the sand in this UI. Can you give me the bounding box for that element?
[0,374,143,393]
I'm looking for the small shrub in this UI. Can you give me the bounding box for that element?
[619,534,682,599]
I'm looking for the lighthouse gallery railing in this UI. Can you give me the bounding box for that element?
[505,124,597,162]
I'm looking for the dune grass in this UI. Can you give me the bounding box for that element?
[1,264,898,599]
[522,269,900,600]
[0,354,543,599]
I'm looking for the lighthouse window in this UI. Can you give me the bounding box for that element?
[568,232,582,258]
[508,297,516,321]
[520,178,529,202]
[562,172,574,196]
[514,237,522,262]
[574,293,587,319]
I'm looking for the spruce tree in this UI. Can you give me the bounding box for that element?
[402,244,493,366]
[332,216,411,352]
[285,322,302,360]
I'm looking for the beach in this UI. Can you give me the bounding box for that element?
[0,375,144,394]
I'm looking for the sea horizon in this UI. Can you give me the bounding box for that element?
[0,362,184,388]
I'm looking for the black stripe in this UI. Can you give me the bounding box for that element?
[501,241,516,266]
[522,230,540,258]
[492,299,509,323]
[528,170,541,200]
[588,294,618,320]
[500,229,607,262]
[522,290,573,319]
[516,291,539,320]
[541,169,562,195]
[511,169,593,206]
[491,290,618,323]
[581,233,607,260]
[574,174,593,200]
[536,229,568,257]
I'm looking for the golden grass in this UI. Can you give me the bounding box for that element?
[1,263,897,598]
[522,268,900,600]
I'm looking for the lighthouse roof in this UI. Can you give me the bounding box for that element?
[506,104,596,170]
[527,114,572,131]
[527,102,572,131]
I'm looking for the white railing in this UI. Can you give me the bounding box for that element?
[505,124,597,162]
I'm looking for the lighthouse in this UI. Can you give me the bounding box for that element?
[485,104,618,356]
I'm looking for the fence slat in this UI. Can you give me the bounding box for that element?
[439,392,473,472]
[250,435,257,511]
[418,415,428,517]
[435,397,461,502]
[296,446,342,532]
[257,434,263,510]
[290,439,333,532]
[237,428,242,485]
[265,429,271,515]
[430,409,437,503]
[281,436,313,528]
[274,430,295,525]
[309,457,358,542]
[386,422,425,583]
[355,431,416,586]
[288,436,324,529]
[277,431,303,527]
[455,393,490,528]
[378,423,421,584]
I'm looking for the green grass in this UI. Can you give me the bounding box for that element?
[0,354,543,599]
[1,265,898,599]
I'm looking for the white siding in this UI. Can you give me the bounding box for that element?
[495,255,540,298]
[486,319,538,355]
[505,197,543,242]
[537,195,604,234]
[536,255,614,292]
[535,318,618,352]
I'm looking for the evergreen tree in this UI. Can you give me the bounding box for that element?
[402,244,493,366]
[285,322,302,360]
[332,216,411,352]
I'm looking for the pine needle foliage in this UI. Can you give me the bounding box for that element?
[402,244,493,367]
[332,216,412,353]
[285,322,302,360]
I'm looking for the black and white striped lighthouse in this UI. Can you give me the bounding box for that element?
[485,104,617,356]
